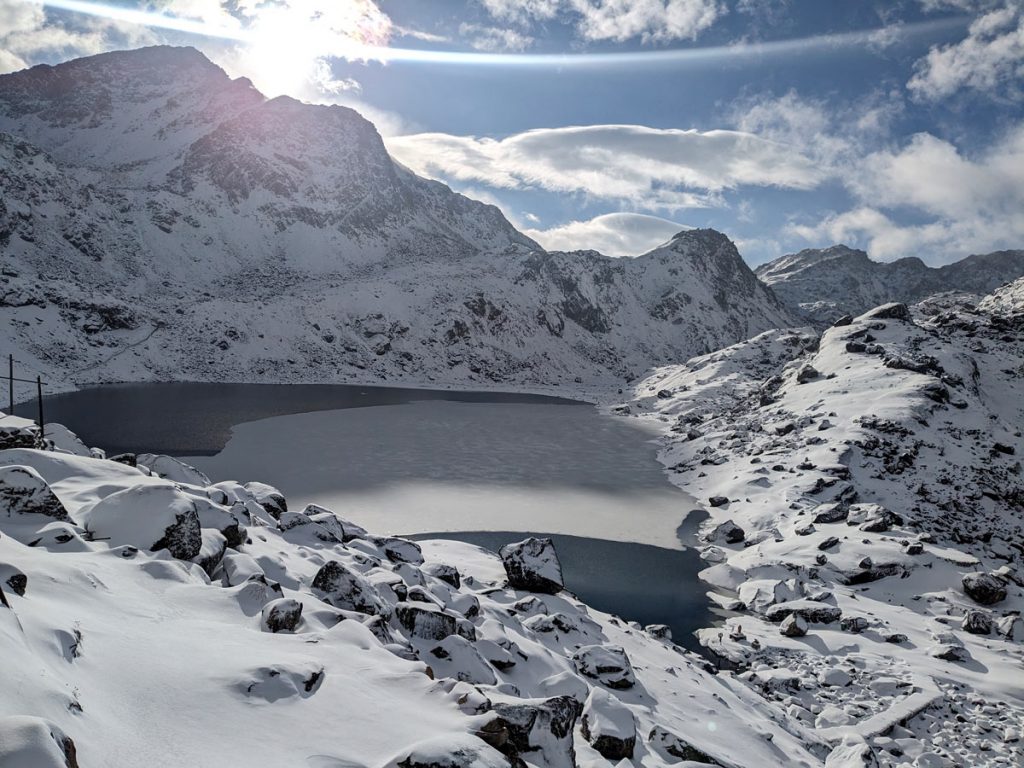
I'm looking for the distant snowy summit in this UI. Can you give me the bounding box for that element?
[757,244,1024,324]
[0,46,796,393]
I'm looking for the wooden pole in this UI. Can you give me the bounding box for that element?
[7,354,12,415]
[36,375,44,440]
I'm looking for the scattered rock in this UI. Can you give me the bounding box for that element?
[261,598,303,633]
[311,561,387,616]
[962,572,1007,605]
[708,519,745,544]
[499,537,563,594]
[708,496,730,507]
[572,645,635,689]
[581,688,636,760]
[0,465,70,521]
[395,603,458,641]
[780,613,807,637]
[648,725,721,765]
[961,610,992,635]
[764,600,842,624]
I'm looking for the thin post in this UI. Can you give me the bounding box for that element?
[36,375,44,440]
[7,354,12,415]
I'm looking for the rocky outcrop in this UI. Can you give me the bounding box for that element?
[581,688,636,760]
[572,645,635,690]
[499,537,563,595]
[0,465,69,521]
[311,561,387,616]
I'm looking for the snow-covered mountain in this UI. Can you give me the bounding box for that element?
[0,46,797,393]
[619,277,1024,766]
[756,245,1024,324]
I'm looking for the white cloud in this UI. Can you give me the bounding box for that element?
[0,0,156,73]
[457,23,534,51]
[479,0,723,43]
[523,212,689,256]
[788,123,1024,262]
[908,2,1024,99]
[386,124,823,211]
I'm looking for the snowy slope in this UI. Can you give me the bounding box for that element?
[756,245,1024,324]
[0,46,798,394]
[619,287,1024,766]
[0,442,833,767]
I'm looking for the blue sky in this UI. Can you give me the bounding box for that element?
[2,0,1023,264]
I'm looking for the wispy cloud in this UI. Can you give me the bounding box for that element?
[909,2,1023,99]
[386,124,824,211]
[479,0,723,44]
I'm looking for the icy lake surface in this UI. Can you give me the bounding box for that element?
[415,532,714,653]
[36,383,712,641]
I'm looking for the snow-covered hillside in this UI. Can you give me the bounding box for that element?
[0,433,840,767]
[622,278,1024,766]
[756,245,1024,324]
[0,46,797,394]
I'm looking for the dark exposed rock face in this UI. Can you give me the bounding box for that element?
[311,561,386,616]
[489,695,583,766]
[961,610,992,635]
[572,645,636,689]
[261,598,303,633]
[0,466,70,521]
[423,563,461,589]
[395,603,458,641]
[962,572,1007,605]
[764,600,842,624]
[581,688,636,760]
[499,537,563,594]
[151,508,202,560]
[649,725,721,765]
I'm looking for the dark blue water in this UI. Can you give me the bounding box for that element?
[17,382,582,456]
[413,530,713,656]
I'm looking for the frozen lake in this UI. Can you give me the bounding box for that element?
[32,383,711,643]
[181,398,699,549]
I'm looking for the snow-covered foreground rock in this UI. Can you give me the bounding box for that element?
[623,278,1024,767]
[0,440,836,766]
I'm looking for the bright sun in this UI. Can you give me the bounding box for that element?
[235,0,392,99]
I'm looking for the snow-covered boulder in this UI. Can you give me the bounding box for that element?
[261,598,303,633]
[383,733,509,768]
[0,716,78,768]
[572,645,635,689]
[43,423,91,456]
[136,453,211,486]
[423,562,461,589]
[737,578,800,614]
[427,635,496,685]
[648,725,721,764]
[764,599,842,624]
[0,465,69,521]
[395,603,459,641]
[962,572,1007,605]
[244,481,287,518]
[499,537,563,594]
[708,519,745,543]
[581,687,636,760]
[780,613,808,637]
[825,736,880,767]
[489,695,583,768]
[0,415,41,450]
[79,484,201,559]
[311,561,387,616]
